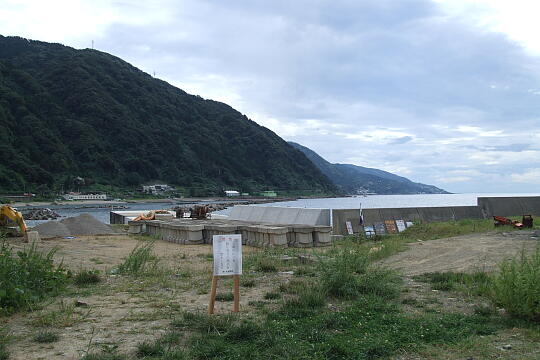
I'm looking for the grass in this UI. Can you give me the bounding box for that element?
[0,343,7,360]
[115,240,160,276]
[0,241,69,314]
[73,269,101,287]
[414,247,540,323]
[414,271,491,294]
[31,300,90,327]
[491,248,540,321]
[215,293,234,302]
[32,330,59,343]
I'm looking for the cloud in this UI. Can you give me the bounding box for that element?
[511,169,540,183]
[2,0,540,193]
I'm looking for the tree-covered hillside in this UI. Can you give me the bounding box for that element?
[289,142,448,194]
[0,36,336,195]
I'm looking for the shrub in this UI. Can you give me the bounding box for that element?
[215,292,234,302]
[319,246,400,299]
[0,343,8,360]
[491,248,540,321]
[136,341,164,357]
[32,331,59,343]
[0,241,69,314]
[73,269,101,287]
[116,241,159,275]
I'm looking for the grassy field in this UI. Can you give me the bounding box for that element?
[1,219,539,359]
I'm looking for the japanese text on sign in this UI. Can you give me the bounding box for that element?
[212,234,242,276]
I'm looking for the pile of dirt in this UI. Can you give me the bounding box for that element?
[33,213,118,238]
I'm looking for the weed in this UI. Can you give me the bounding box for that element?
[136,340,164,357]
[215,292,234,302]
[0,343,7,360]
[31,300,89,327]
[254,257,278,272]
[74,269,101,287]
[491,248,540,321]
[33,330,59,343]
[264,291,281,300]
[414,271,491,294]
[0,241,69,314]
[81,353,126,360]
[116,241,160,276]
[240,278,256,287]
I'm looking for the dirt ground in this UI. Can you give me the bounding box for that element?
[3,235,284,360]
[381,230,539,275]
[2,230,539,360]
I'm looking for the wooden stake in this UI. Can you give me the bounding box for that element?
[208,276,218,314]
[233,275,240,312]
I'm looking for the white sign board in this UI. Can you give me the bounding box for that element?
[212,234,242,276]
[395,220,406,233]
[346,221,354,235]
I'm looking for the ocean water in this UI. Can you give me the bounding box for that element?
[20,193,540,226]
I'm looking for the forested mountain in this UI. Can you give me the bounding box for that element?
[0,35,335,195]
[289,142,449,194]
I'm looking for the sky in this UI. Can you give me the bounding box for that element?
[1,0,540,193]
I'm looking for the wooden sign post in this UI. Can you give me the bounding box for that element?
[208,234,242,315]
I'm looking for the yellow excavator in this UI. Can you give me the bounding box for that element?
[0,205,28,241]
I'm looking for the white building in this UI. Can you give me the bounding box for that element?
[142,184,173,195]
[63,193,107,201]
[224,190,240,197]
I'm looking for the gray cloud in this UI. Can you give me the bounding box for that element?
[6,0,540,193]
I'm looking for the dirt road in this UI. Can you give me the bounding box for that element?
[381,230,539,275]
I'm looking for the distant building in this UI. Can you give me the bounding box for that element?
[142,184,173,195]
[224,190,240,197]
[260,191,277,197]
[63,193,107,200]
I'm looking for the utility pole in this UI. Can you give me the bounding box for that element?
[91,40,94,49]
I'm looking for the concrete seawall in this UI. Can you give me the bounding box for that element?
[333,196,540,235]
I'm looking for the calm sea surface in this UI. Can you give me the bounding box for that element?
[20,193,540,226]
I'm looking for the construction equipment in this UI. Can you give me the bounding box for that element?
[0,205,28,240]
[522,215,534,228]
[493,215,523,228]
[133,210,172,221]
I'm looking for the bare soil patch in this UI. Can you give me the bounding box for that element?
[381,230,539,276]
[2,236,286,360]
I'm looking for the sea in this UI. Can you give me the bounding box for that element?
[19,193,540,226]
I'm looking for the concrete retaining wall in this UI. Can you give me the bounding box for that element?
[333,206,482,236]
[228,206,330,226]
[478,196,540,217]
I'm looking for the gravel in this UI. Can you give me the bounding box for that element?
[33,213,118,238]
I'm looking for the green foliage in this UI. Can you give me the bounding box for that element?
[320,245,400,300]
[0,35,335,194]
[215,293,234,302]
[115,241,159,276]
[0,241,69,314]
[491,248,540,321]
[81,353,126,360]
[0,343,7,360]
[32,331,59,343]
[399,219,497,241]
[414,271,491,293]
[73,269,101,287]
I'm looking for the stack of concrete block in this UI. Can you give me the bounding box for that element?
[203,224,239,244]
[312,225,332,247]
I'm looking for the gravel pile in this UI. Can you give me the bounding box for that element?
[33,213,118,238]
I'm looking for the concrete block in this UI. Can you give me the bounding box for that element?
[313,226,332,247]
[293,226,313,248]
[128,221,143,234]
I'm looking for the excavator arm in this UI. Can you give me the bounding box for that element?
[0,205,28,238]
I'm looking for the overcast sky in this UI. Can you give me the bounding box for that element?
[2,0,540,193]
